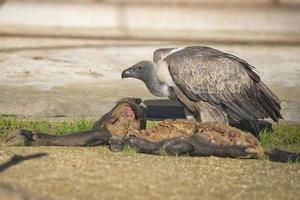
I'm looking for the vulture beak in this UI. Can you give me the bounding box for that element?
[121,67,134,79]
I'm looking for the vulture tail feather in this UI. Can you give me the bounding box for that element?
[257,83,283,122]
[224,101,255,121]
[257,96,279,122]
[258,82,281,106]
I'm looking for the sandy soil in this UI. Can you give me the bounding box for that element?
[1,37,300,199]
[0,146,299,200]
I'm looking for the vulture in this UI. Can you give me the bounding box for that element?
[121,46,282,132]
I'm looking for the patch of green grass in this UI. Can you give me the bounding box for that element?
[122,145,137,155]
[53,119,95,135]
[0,117,95,142]
[1,117,300,152]
[260,124,300,151]
[146,121,157,129]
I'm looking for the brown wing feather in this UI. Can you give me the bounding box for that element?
[164,46,282,122]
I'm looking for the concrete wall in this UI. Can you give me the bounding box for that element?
[0,0,300,43]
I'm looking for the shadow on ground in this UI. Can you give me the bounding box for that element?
[0,153,48,173]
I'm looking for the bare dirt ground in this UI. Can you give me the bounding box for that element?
[0,146,299,200]
[0,37,300,121]
[1,37,300,199]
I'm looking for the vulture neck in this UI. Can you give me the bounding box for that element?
[144,70,170,98]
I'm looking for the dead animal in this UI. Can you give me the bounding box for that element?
[5,98,299,162]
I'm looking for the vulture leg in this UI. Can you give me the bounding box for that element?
[195,101,229,124]
[5,129,111,147]
[238,120,260,138]
[184,109,195,120]
[246,121,260,138]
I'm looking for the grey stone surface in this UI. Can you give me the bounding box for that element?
[0,37,299,122]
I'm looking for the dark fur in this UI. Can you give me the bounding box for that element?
[93,97,146,131]
[6,98,145,147]
[17,129,110,146]
[267,149,300,163]
[110,135,250,158]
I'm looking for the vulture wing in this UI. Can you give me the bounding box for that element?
[162,46,282,122]
[153,47,184,63]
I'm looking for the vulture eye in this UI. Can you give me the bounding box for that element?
[138,67,142,70]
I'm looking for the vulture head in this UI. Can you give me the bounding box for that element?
[121,61,155,82]
[121,60,173,98]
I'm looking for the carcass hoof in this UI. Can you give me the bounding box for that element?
[5,129,35,146]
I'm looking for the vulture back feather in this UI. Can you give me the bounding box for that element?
[157,46,282,123]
